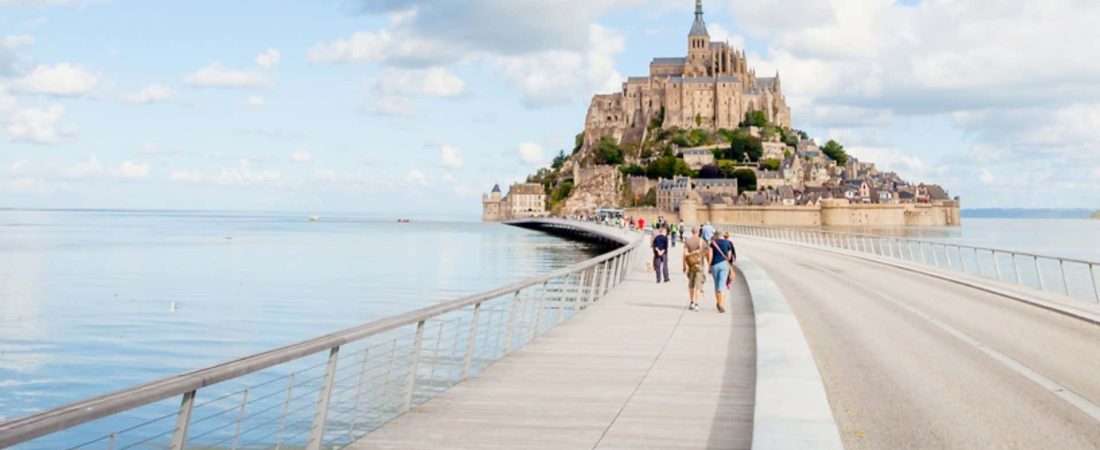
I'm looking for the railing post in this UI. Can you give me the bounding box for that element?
[1090,264,1100,303]
[403,320,426,413]
[991,251,1002,281]
[168,390,196,450]
[1035,256,1046,291]
[1012,253,1022,285]
[275,373,294,450]
[931,244,940,267]
[1059,260,1070,296]
[504,291,520,353]
[586,267,597,305]
[533,281,548,339]
[461,302,481,379]
[973,248,983,277]
[306,346,340,450]
[231,388,249,450]
[945,245,954,271]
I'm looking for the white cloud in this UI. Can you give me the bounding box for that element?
[13,63,99,96]
[308,10,463,67]
[406,169,427,186]
[7,105,66,144]
[170,159,281,186]
[519,142,547,166]
[9,159,27,173]
[365,95,416,117]
[488,24,625,107]
[2,35,35,49]
[0,86,16,116]
[122,83,172,104]
[979,168,997,185]
[373,67,465,98]
[183,63,268,88]
[247,95,265,108]
[440,145,463,168]
[290,150,313,163]
[111,161,150,179]
[255,48,280,69]
[60,154,102,178]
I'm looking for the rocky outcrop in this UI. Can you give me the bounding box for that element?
[561,164,622,215]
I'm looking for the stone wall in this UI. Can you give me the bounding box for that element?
[626,199,961,228]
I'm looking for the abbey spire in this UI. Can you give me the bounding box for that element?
[689,0,709,37]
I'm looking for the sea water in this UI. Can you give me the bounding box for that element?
[0,209,601,422]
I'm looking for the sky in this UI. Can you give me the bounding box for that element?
[1,0,1098,218]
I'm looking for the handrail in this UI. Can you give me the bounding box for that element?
[724,225,1100,304]
[0,219,645,449]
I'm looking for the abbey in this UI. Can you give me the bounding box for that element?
[584,0,790,145]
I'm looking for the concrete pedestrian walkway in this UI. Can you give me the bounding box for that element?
[349,243,756,449]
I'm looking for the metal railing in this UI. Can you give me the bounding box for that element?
[724,225,1100,304]
[0,221,644,450]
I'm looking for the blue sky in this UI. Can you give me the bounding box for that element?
[1,0,1098,218]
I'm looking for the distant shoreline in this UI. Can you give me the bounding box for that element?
[963,208,1096,219]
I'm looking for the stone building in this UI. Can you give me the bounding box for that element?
[580,0,791,153]
[482,183,547,222]
[694,178,739,204]
[656,176,692,212]
[682,147,716,170]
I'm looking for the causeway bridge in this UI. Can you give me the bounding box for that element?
[2,219,1100,449]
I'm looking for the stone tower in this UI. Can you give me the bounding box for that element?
[482,184,503,221]
[686,0,709,77]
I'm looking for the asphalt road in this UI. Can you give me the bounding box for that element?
[740,239,1100,449]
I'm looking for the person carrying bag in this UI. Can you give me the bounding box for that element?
[708,231,737,313]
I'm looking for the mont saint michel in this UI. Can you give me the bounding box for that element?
[485,0,960,227]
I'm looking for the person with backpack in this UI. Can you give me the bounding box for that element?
[708,231,737,313]
[682,227,709,311]
[669,222,679,247]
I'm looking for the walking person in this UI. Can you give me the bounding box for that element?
[652,227,670,283]
[701,221,715,242]
[683,227,709,311]
[708,231,737,313]
[669,223,678,247]
[679,221,686,243]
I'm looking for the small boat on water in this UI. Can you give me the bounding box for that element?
[396,219,411,223]
[308,216,320,222]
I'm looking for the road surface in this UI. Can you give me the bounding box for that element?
[742,238,1100,449]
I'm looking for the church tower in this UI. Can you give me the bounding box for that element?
[686,0,710,77]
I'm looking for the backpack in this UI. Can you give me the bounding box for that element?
[684,240,703,271]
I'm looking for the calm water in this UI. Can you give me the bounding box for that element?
[0,209,601,422]
[831,218,1100,262]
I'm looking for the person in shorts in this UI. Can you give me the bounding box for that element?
[683,227,709,311]
[708,231,736,313]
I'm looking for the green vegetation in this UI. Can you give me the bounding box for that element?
[761,158,781,171]
[573,132,584,154]
[653,127,715,149]
[640,188,657,207]
[644,155,693,179]
[595,137,624,165]
[649,107,666,131]
[619,164,645,177]
[822,139,849,166]
[549,179,574,210]
[1091,210,1100,220]
[551,150,567,170]
[740,110,768,128]
[695,113,703,127]
[732,169,757,193]
[714,129,763,162]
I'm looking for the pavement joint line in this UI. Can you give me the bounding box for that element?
[590,284,691,450]
[875,292,1100,423]
[742,236,1100,326]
